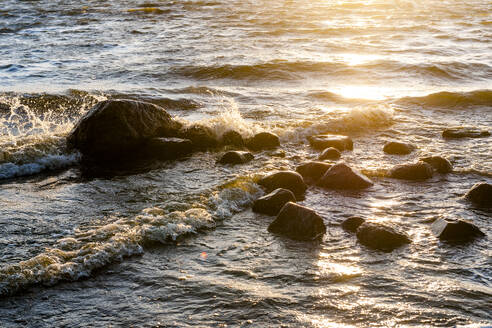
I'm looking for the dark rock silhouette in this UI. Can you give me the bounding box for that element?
[442,127,490,139]
[317,163,373,189]
[465,183,492,207]
[246,132,280,151]
[258,171,307,199]
[295,161,332,184]
[356,222,411,252]
[252,188,296,216]
[431,218,485,242]
[420,156,453,174]
[342,216,366,232]
[383,141,415,155]
[318,147,341,160]
[218,151,254,165]
[389,162,433,180]
[268,202,326,241]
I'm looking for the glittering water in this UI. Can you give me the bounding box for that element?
[0,0,491,327]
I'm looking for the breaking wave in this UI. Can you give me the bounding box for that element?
[397,89,492,108]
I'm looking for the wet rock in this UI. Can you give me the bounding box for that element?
[356,222,411,252]
[383,141,415,155]
[245,132,280,151]
[317,163,373,189]
[442,127,490,139]
[389,162,433,180]
[420,156,453,174]
[295,161,332,184]
[252,188,296,216]
[431,218,485,242]
[258,171,307,199]
[268,202,326,241]
[67,99,182,161]
[465,183,492,207]
[144,137,193,160]
[180,124,218,149]
[218,151,254,165]
[318,147,341,160]
[221,130,244,147]
[307,134,353,151]
[342,216,366,232]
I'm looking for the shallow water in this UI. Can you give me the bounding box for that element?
[0,0,491,326]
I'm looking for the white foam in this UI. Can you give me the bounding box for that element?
[0,177,261,296]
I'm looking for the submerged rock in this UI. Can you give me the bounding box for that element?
[442,127,490,139]
[431,218,485,242]
[144,137,193,160]
[465,183,492,207]
[308,134,353,151]
[342,216,366,232]
[317,163,373,189]
[318,147,341,160]
[218,151,254,165]
[258,171,307,199]
[246,132,280,151]
[420,156,453,174]
[295,161,332,184]
[67,99,181,161]
[268,202,326,241]
[389,162,433,180]
[383,141,415,155]
[180,124,218,149]
[356,222,411,252]
[221,130,244,147]
[252,188,296,216]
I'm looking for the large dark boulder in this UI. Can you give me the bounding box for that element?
[295,161,332,184]
[465,183,492,207]
[218,151,253,165]
[318,147,341,160]
[221,130,244,147]
[258,171,307,199]
[180,124,219,149]
[252,188,296,216]
[383,141,415,155]
[144,137,193,160]
[442,127,490,139]
[307,134,353,151]
[268,202,326,241]
[431,218,485,242]
[389,162,433,180]
[420,156,453,174]
[246,132,280,151]
[356,222,411,252]
[317,163,373,189]
[67,99,181,161]
[342,216,365,232]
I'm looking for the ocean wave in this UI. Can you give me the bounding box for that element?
[170,60,492,81]
[397,90,492,108]
[0,177,261,296]
[278,104,395,143]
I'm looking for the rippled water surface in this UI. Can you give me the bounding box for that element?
[0,0,491,327]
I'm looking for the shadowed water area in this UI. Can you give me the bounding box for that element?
[0,0,491,327]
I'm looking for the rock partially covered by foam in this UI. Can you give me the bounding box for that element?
[145,137,193,160]
[442,127,490,139]
[295,161,332,184]
[383,141,415,155]
[318,147,341,160]
[218,151,254,165]
[308,134,353,151]
[258,171,307,199]
[268,202,326,241]
[465,183,492,207]
[179,124,219,149]
[68,99,182,161]
[252,188,296,216]
[431,218,485,242]
[420,156,453,174]
[221,130,244,147]
[389,162,433,180]
[246,132,280,151]
[356,222,411,252]
[317,163,373,189]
